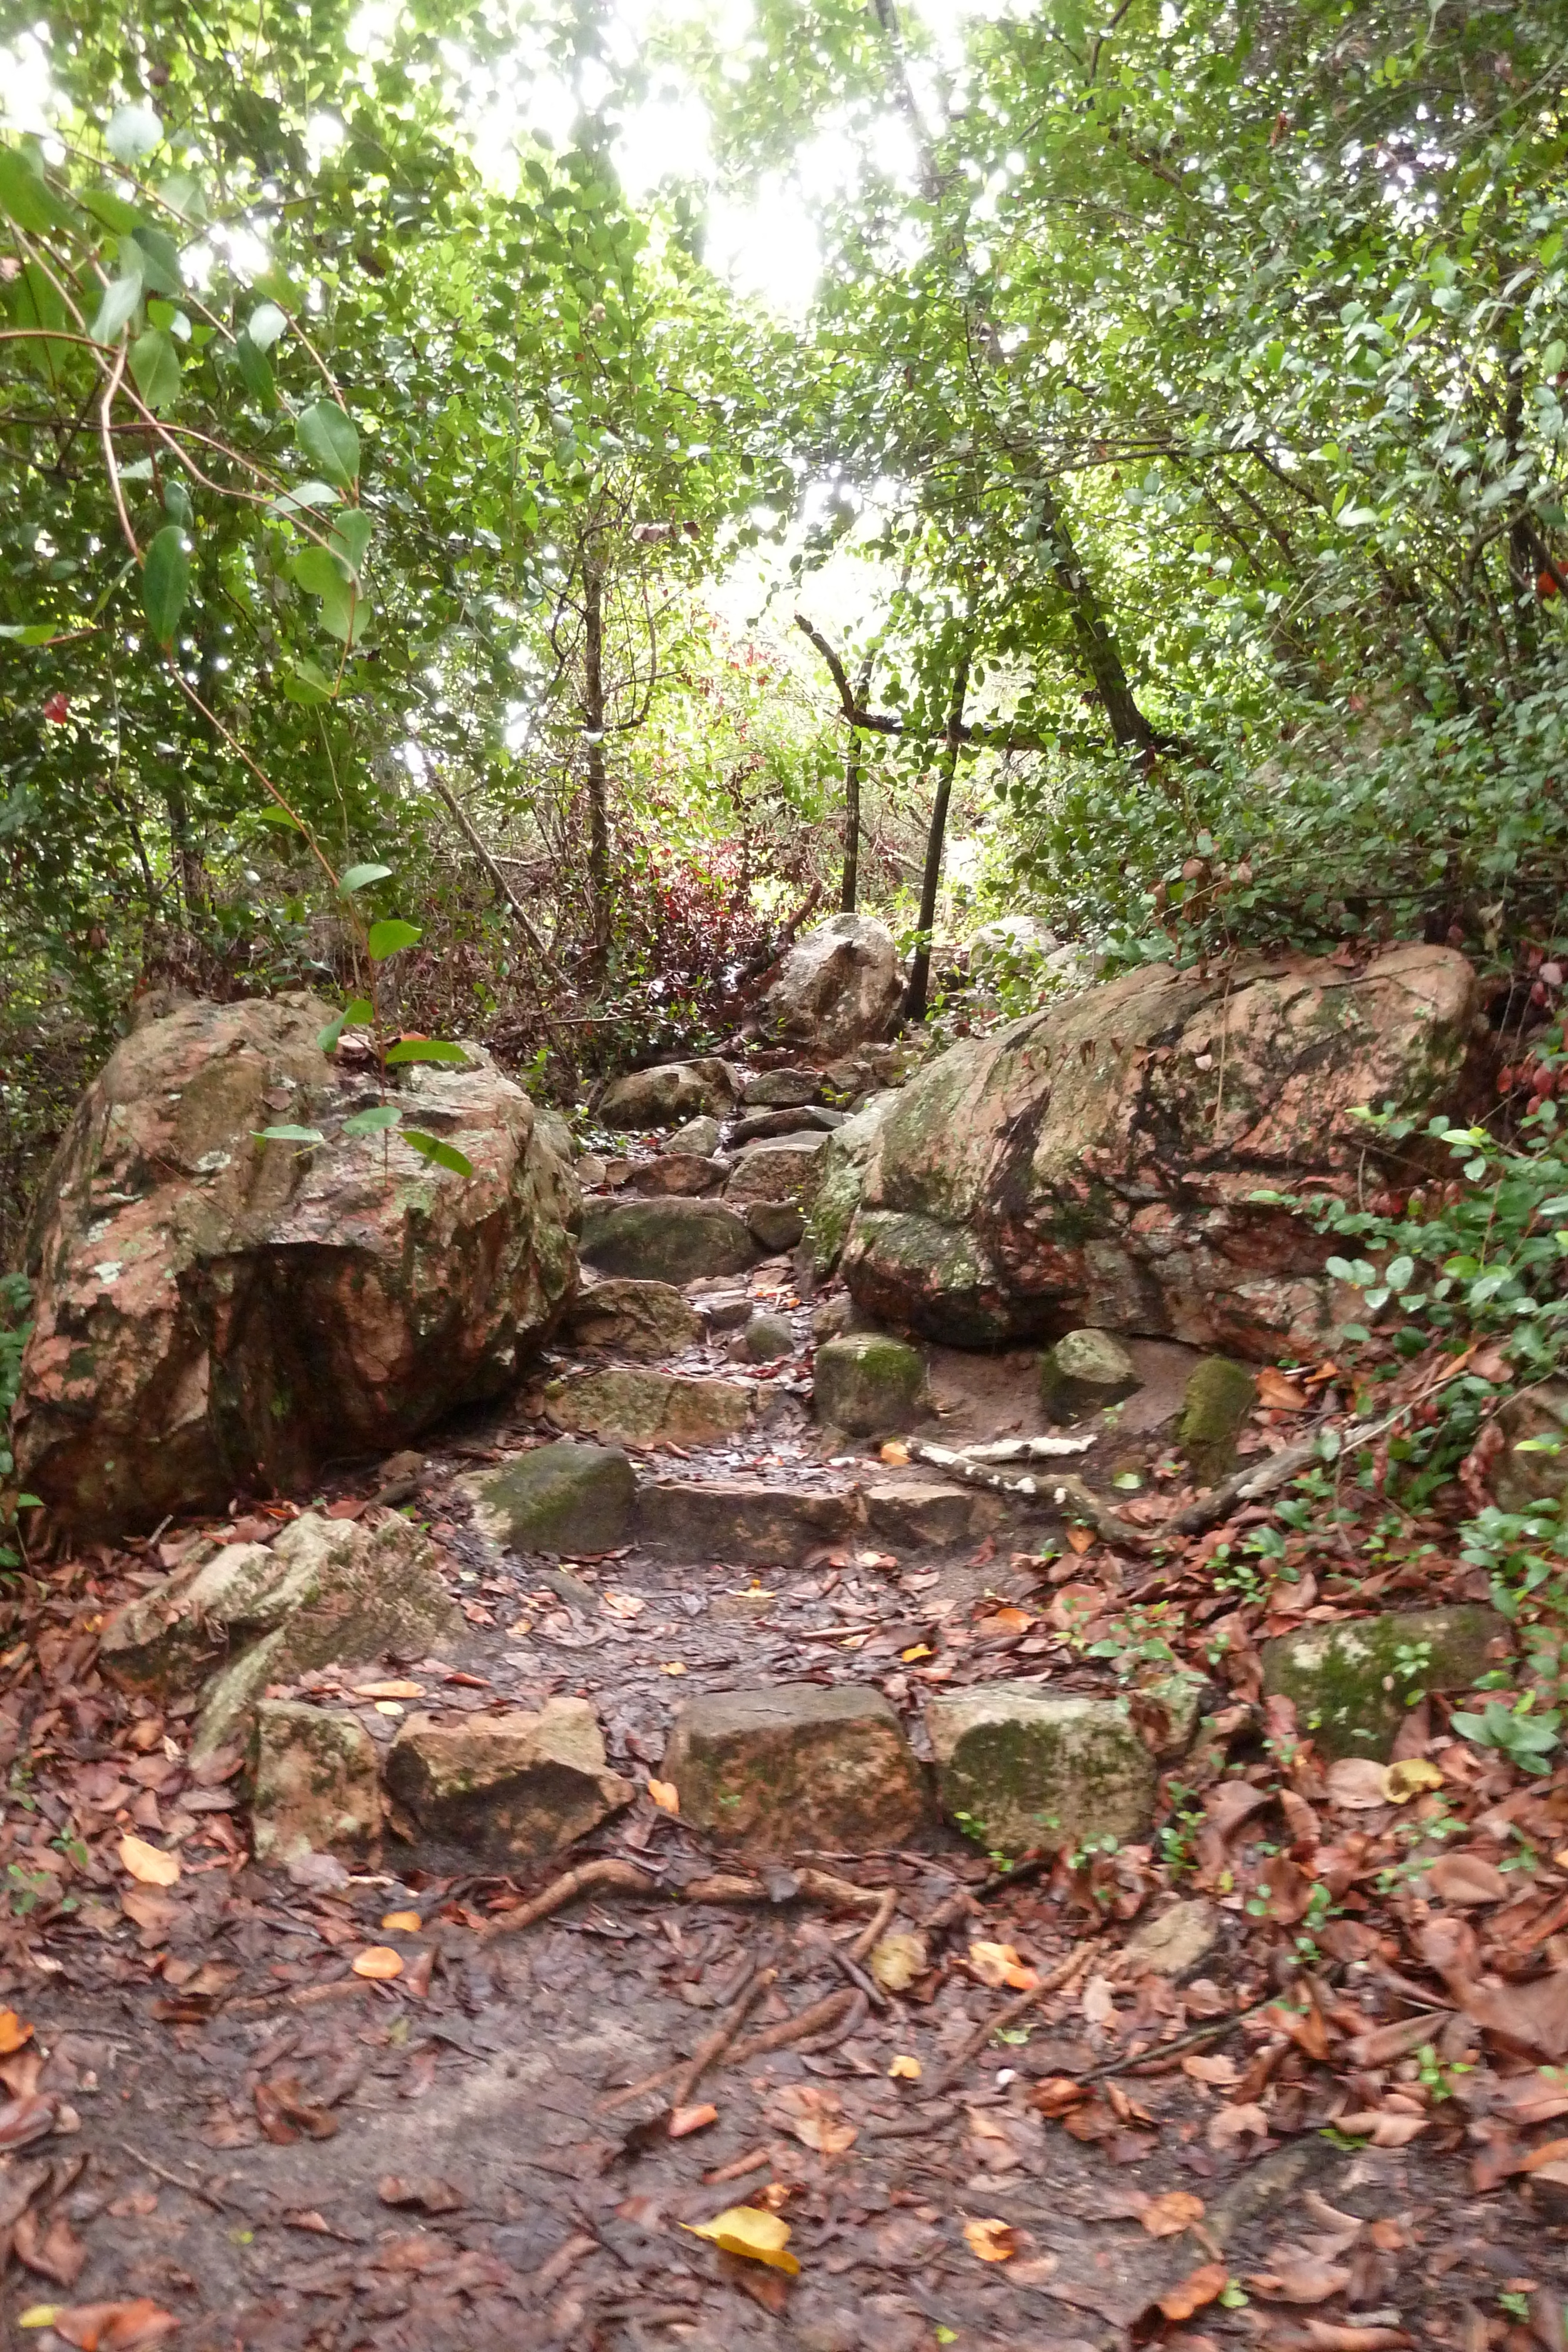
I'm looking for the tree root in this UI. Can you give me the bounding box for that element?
[668,1967,778,2112]
[600,1983,860,2115]
[928,1939,1099,2096]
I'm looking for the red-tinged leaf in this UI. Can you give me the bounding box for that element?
[1425,1853,1509,1906]
[669,2103,719,2139]
[14,2205,87,2286]
[1246,2256,1352,2303]
[0,2096,57,2149]
[52,2301,179,2350]
[1140,2189,1205,2237]
[1157,2260,1228,2320]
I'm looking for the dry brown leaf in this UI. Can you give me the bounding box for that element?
[772,2083,857,2155]
[968,1940,1038,1992]
[1206,2101,1269,2152]
[1182,2052,1239,2088]
[46,2303,179,2350]
[1324,1759,1393,1812]
[1335,2109,1429,2147]
[888,2055,922,2081]
[1247,2256,1353,2303]
[350,1679,424,1700]
[1141,2189,1206,2237]
[878,1441,911,1466]
[1299,2326,1413,2350]
[1425,1853,1509,1906]
[647,1778,680,1813]
[1157,2260,1229,2320]
[1007,2254,1059,2286]
[1256,1368,1308,1409]
[1493,2069,1568,2129]
[1081,1973,1116,2026]
[1454,1966,1568,2061]
[870,1932,927,1992]
[1031,2077,1089,2118]
[350,1946,404,1981]
[117,1835,179,1888]
[1520,2134,1568,2173]
[15,2208,87,2288]
[962,2217,1019,2263]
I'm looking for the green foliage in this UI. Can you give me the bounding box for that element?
[0,1274,35,1571]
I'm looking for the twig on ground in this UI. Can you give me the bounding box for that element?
[118,2141,235,2212]
[802,1986,868,2050]
[929,1940,1099,2096]
[668,1967,777,2111]
[848,1886,898,1963]
[829,1946,888,2012]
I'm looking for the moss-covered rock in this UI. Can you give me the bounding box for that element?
[738,1311,794,1363]
[667,1115,723,1156]
[925,1683,1157,1857]
[385,1698,634,1862]
[660,1685,928,1856]
[1179,1357,1258,1485]
[543,1367,754,1448]
[1039,1329,1141,1422]
[99,1539,285,1697]
[1262,1604,1513,1760]
[863,1479,1004,1551]
[804,1093,897,1278]
[1491,1381,1568,1513]
[724,1132,828,1208]
[250,1700,380,1865]
[566,1278,703,1361]
[599,1059,738,1128]
[842,1209,1020,1345]
[464,1440,636,1556]
[580,1197,758,1283]
[813,1331,927,1437]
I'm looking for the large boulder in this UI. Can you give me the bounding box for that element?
[580,1198,758,1284]
[14,995,579,1535]
[759,914,904,1057]
[840,946,1477,1354]
[599,1059,738,1130]
[804,1093,898,1278]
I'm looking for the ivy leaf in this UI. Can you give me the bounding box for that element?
[128,326,180,410]
[141,525,189,647]
[343,1104,400,1136]
[402,1129,476,1175]
[366,918,421,960]
[297,400,360,488]
[385,1040,468,1065]
[339,861,393,894]
[105,103,163,163]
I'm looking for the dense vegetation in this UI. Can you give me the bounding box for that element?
[2,0,1566,1251]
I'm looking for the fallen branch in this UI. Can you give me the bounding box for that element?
[848,1886,898,1963]
[954,1435,1097,1465]
[480,1857,655,1937]
[929,1940,1099,2096]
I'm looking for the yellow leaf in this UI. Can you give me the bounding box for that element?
[900,1643,934,1662]
[352,1946,404,1980]
[648,1778,680,1813]
[878,1440,910,1466]
[119,1833,180,1887]
[0,2010,34,2055]
[380,1911,422,1933]
[1382,1757,1443,1803]
[659,1662,687,1676]
[968,1940,1038,1992]
[19,2308,60,2330]
[963,2216,1019,2262]
[888,2054,922,2080]
[870,1931,927,1992]
[683,2205,801,2274]
[351,1678,424,1699]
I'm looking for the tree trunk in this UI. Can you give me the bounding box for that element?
[902,649,971,1024]
[1034,477,1159,759]
[583,549,610,956]
[841,652,875,911]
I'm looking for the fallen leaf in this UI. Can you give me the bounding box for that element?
[1158,2260,1229,2320]
[962,2216,1019,2263]
[1141,2190,1206,2237]
[1081,1973,1116,2026]
[380,1911,422,1933]
[1206,2101,1269,2152]
[683,2206,800,2274]
[870,1931,927,1992]
[1065,1525,1095,1555]
[1299,2327,1412,2350]
[46,2303,178,2349]
[376,2174,464,2212]
[1425,1853,1509,1906]
[1256,1368,1307,1410]
[117,1835,180,1887]
[351,1946,404,1981]
[1031,2077,1088,2118]
[601,1591,646,1620]
[771,2083,857,2155]
[0,2097,58,2150]
[659,1661,687,1676]
[888,2055,922,2081]
[648,1778,680,1813]
[1182,2053,1239,2088]
[1008,2254,1060,2286]
[1335,2109,1429,2147]
[1248,2256,1353,2303]
[1520,2133,1568,2173]
[1454,1966,1568,2061]
[668,2103,718,2139]
[350,1679,424,1699]
[0,2012,33,2056]
[14,2208,86,2287]
[900,1644,934,1662]
[1325,1759,1393,1812]
[878,1440,910,1466]
[968,1940,1038,1991]
[1382,1758,1443,1803]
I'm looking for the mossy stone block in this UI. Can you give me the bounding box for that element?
[660,1685,928,1856]
[1039,1328,1141,1422]
[925,1683,1156,1859]
[1179,1357,1258,1485]
[1261,1604,1512,1760]
[251,1700,380,1865]
[466,1440,636,1556]
[813,1331,927,1437]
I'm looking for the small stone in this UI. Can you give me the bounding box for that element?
[732,1105,844,1145]
[385,1698,634,1862]
[742,1068,821,1109]
[577,1152,608,1189]
[566,1279,703,1361]
[811,1293,855,1341]
[544,1367,755,1449]
[925,1683,1157,1858]
[624,1154,725,1198]
[599,1058,738,1129]
[661,1685,928,1856]
[464,1441,636,1556]
[863,1479,1003,1551]
[1262,1605,1512,1761]
[1039,1329,1141,1422]
[1179,1357,1259,1485]
[580,1198,758,1284]
[692,1288,754,1332]
[724,1131,830,1208]
[814,1332,927,1438]
[637,1479,862,1566]
[251,1701,380,1866]
[667,1115,723,1157]
[1492,1379,1568,1512]
[747,1202,805,1252]
[1124,1898,1221,1981]
[737,1311,794,1364]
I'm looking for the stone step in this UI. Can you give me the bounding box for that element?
[543,1365,758,1449]
[637,1477,861,1566]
